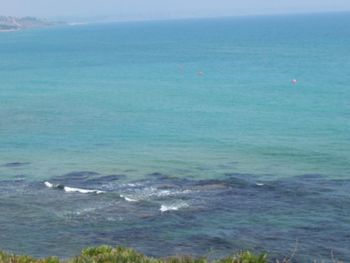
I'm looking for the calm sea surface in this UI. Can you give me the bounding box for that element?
[0,13,350,261]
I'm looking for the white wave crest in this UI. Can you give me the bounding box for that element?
[120,194,138,202]
[160,202,189,212]
[44,181,54,188]
[136,187,192,199]
[44,181,104,194]
[64,186,105,194]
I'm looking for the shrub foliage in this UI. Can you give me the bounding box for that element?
[0,246,267,263]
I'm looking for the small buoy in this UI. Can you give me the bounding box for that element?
[291,79,297,85]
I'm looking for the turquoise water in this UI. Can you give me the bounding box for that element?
[0,13,350,261]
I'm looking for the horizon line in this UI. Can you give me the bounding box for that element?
[62,10,350,26]
[1,10,349,24]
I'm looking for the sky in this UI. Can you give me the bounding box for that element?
[2,0,350,21]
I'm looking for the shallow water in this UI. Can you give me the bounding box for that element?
[0,12,350,261]
[1,173,350,261]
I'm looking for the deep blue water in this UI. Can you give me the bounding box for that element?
[0,12,350,261]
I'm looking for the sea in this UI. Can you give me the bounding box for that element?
[0,12,349,262]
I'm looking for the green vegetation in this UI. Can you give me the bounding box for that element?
[0,246,267,263]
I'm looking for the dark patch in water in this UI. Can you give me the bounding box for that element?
[143,173,190,187]
[224,173,257,187]
[86,174,126,184]
[156,185,177,190]
[0,178,25,184]
[2,173,350,262]
[64,171,100,178]
[146,172,184,181]
[146,172,168,179]
[14,174,27,179]
[47,183,65,190]
[2,162,30,168]
[123,169,137,173]
[195,166,212,171]
[267,174,338,199]
[191,179,232,191]
[190,235,233,250]
[50,171,101,186]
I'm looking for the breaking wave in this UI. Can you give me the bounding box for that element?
[44,181,105,194]
[160,202,189,212]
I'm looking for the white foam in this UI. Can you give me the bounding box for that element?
[155,189,171,197]
[44,181,104,194]
[127,183,141,187]
[142,187,192,198]
[63,186,104,194]
[120,194,138,202]
[160,202,189,213]
[44,181,54,188]
[75,207,97,215]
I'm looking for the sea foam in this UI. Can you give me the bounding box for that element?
[160,202,189,212]
[120,194,138,202]
[44,181,105,194]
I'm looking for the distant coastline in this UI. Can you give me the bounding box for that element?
[0,16,65,32]
[0,29,20,32]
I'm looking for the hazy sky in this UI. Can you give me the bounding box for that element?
[2,0,350,20]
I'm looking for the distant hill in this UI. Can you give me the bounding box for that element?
[0,16,64,31]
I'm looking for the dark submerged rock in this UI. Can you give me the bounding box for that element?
[2,162,30,168]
